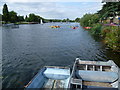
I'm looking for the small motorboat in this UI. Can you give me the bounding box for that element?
[69,58,119,89]
[25,66,70,89]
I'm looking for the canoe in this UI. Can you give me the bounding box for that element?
[69,58,119,89]
[25,66,70,89]
[84,27,92,29]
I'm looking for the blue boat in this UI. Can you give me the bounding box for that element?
[69,58,119,89]
[25,58,119,89]
[25,66,70,89]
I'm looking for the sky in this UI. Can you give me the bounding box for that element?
[0,0,103,20]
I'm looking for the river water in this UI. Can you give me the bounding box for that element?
[2,23,120,88]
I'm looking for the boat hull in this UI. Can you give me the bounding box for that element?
[25,66,70,89]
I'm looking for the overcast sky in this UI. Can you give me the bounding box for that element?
[0,0,103,19]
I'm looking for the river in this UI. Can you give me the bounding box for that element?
[2,23,120,88]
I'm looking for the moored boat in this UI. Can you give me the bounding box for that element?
[69,58,119,89]
[25,66,70,89]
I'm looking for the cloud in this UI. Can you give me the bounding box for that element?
[0,2,103,19]
[1,0,102,3]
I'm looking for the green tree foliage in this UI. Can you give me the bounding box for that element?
[66,18,70,22]
[75,18,81,22]
[98,2,120,20]
[101,26,120,51]
[62,18,71,22]
[80,13,99,27]
[18,15,24,22]
[62,19,67,22]
[2,4,9,23]
[0,14,2,21]
[9,11,18,23]
[90,24,102,36]
[27,13,36,22]
[25,15,28,22]
[27,13,43,22]
[48,19,62,22]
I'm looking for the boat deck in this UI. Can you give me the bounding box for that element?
[44,79,66,89]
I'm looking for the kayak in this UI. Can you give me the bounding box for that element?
[50,26,60,28]
[84,27,92,29]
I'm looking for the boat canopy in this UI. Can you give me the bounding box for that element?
[76,70,118,83]
[44,68,70,80]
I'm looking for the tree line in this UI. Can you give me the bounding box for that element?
[79,2,120,26]
[2,4,24,23]
[2,4,44,23]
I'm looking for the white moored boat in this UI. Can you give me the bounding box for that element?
[69,58,119,89]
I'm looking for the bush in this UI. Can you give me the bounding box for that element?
[101,26,120,51]
[80,14,99,27]
[90,23,102,36]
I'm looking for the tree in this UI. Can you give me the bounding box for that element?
[25,15,28,22]
[27,13,37,22]
[18,15,24,22]
[66,18,69,22]
[80,13,100,27]
[75,18,81,22]
[2,4,9,23]
[98,2,120,22]
[9,11,18,23]
[0,14,2,21]
[62,19,67,22]
[27,13,44,22]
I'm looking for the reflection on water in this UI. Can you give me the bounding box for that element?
[2,23,120,88]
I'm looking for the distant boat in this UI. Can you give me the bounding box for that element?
[69,58,119,89]
[25,66,70,89]
[41,19,43,24]
[50,26,60,28]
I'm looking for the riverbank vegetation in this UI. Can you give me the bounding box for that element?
[79,2,120,52]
